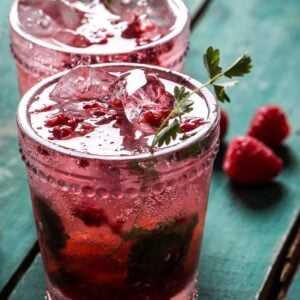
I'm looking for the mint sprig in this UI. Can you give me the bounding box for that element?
[124,214,198,284]
[152,119,180,147]
[151,46,253,149]
[204,47,252,102]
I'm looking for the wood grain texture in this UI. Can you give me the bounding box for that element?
[9,255,45,300]
[185,0,300,299]
[287,266,300,300]
[0,0,203,296]
[0,0,36,293]
[185,0,207,19]
[4,0,300,299]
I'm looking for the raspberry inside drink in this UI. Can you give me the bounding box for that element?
[10,0,190,95]
[18,64,219,299]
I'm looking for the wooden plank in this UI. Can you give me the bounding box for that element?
[0,0,206,297]
[185,0,208,19]
[277,225,300,299]
[8,6,300,300]
[9,255,45,300]
[287,266,300,300]
[6,0,300,299]
[185,0,300,299]
[0,0,37,294]
[7,1,300,300]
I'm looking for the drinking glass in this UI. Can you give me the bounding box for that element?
[10,0,190,95]
[17,63,219,300]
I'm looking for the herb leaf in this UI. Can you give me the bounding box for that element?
[204,47,252,102]
[213,81,238,103]
[203,46,222,79]
[174,86,192,103]
[125,214,198,285]
[122,227,149,241]
[151,46,253,149]
[180,98,194,114]
[152,119,180,147]
[34,195,69,258]
[224,53,253,78]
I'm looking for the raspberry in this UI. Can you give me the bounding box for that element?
[139,110,170,128]
[121,15,144,39]
[71,203,123,234]
[223,136,283,184]
[247,105,290,147]
[98,37,108,44]
[34,105,55,113]
[36,146,50,156]
[77,159,89,168]
[72,203,108,227]
[83,102,103,110]
[45,113,71,128]
[109,98,123,109]
[52,125,73,140]
[180,117,205,133]
[54,31,92,48]
[220,109,229,140]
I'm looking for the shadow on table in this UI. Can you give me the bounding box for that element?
[212,141,293,211]
[274,145,296,170]
[213,141,227,171]
[229,181,286,210]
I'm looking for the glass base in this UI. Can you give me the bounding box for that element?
[45,274,198,300]
[171,274,198,300]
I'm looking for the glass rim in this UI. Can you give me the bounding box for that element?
[17,63,219,162]
[10,0,189,56]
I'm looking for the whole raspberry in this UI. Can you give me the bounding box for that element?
[71,203,108,227]
[223,136,283,184]
[247,105,290,147]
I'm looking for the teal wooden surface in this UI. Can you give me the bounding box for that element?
[0,0,203,296]
[9,255,45,300]
[185,0,207,19]
[185,0,300,298]
[4,0,300,299]
[0,0,36,293]
[287,266,300,300]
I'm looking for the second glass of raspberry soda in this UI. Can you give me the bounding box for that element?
[10,0,190,95]
[17,63,219,299]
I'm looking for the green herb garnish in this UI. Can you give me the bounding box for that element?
[34,195,69,258]
[124,214,198,285]
[128,160,160,188]
[151,46,252,149]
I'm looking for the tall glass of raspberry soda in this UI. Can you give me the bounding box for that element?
[10,0,190,95]
[17,63,219,300]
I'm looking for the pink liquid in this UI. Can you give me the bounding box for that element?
[17,64,219,299]
[10,0,190,95]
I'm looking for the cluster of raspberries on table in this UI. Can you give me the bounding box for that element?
[219,105,291,184]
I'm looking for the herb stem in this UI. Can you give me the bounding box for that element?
[150,77,217,149]
[150,47,252,149]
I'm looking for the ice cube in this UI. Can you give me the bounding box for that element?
[18,1,58,37]
[18,0,83,37]
[104,0,175,32]
[121,14,163,45]
[50,66,116,102]
[53,29,92,48]
[110,69,174,131]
